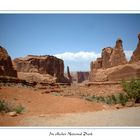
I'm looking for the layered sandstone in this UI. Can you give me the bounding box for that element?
[0,46,17,77]
[102,47,113,68]
[90,36,140,82]
[89,62,140,82]
[130,34,140,62]
[13,55,69,83]
[110,39,127,67]
[91,38,127,70]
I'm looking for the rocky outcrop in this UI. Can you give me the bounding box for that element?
[92,58,102,69]
[91,38,127,71]
[89,35,140,82]
[89,62,140,82]
[110,39,127,67]
[102,47,113,68]
[17,72,57,84]
[67,66,72,83]
[0,46,17,77]
[13,55,69,83]
[77,72,89,83]
[130,34,140,62]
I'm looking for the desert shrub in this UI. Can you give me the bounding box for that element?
[111,94,117,104]
[85,96,94,101]
[105,96,112,104]
[0,100,13,113]
[117,93,128,106]
[52,92,61,96]
[14,105,25,114]
[98,96,105,102]
[122,80,140,102]
[0,99,25,114]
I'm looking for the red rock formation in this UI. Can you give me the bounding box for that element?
[102,47,113,68]
[92,57,102,69]
[13,55,69,83]
[89,35,140,82]
[89,62,140,82]
[91,38,127,71]
[67,66,72,83]
[77,71,89,83]
[130,34,140,62]
[91,39,127,70]
[110,39,127,67]
[0,46,17,77]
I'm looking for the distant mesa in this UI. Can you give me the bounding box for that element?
[67,71,89,83]
[0,46,17,77]
[89,34,140,82]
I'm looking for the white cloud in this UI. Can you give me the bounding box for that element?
[54,51,100,61]
[54,51,100,71]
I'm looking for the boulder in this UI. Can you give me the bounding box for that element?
[0,46,17,77]
[8,111,17,117]
[130,34,140,62]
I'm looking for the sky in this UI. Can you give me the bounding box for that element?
[0,14,140,71]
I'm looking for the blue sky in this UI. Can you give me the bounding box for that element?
[0,14,140,71]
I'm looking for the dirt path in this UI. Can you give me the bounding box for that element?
[20,107,140,126]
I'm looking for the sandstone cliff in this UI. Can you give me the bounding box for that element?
[13,55,69,83]
[0,46,17,77]
[89,35,140,82]
[130,34,140,62]
[91,38,127,70]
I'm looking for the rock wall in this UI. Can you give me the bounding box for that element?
[102,47,113,68]
[13,55,69,83]
[0,46,17,77]
[110,39,127,67]
[89,62,140,82]
[91,38,127,71]
[130,34,140,62]
[90,35,140,82]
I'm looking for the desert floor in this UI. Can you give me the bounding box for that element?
[0,86,140,126]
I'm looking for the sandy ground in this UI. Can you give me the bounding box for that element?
[0,86,140,126]
[0,86,112,126]
[20,106,140,126]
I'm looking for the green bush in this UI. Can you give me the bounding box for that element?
[105,96,113,104]
[111,95,117,104]
[85,96,93,102]
[0,100,13,113]
[122,80,140,103]
[52,92,61,96]
[14,105,25,114]
[118,93,128,106]
[0,99,25,114]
